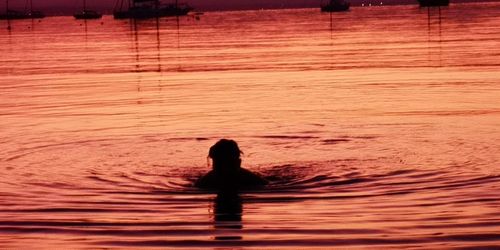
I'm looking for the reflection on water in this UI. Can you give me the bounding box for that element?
[0,2,500,248]
[212,191,243,240]
[425,6,443,67]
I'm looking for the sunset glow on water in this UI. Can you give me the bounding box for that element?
[1,2,500,248]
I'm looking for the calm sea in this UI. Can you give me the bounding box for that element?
[1,2,499,248]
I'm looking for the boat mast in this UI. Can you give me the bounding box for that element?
[113,0,136,11]
[22,0,32,13]
[115,0,126,11]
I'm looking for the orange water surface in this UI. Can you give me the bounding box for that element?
[0,2,499,248]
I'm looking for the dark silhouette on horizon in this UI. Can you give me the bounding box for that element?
[418,0,449,7]
[195,139,268,190]
[74,0,102,20]
[1,0,465,16]
[321,0,350,12]
[113,0,192,19]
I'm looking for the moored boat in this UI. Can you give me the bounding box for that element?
[74,10,102,19]
[321,0,350,12]
[74,0,102,19]
[114,0,192,19]
[26,10,45,18]
[418,0,449,7]
[0,10,26,20]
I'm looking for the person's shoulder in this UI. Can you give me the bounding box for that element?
[239,168,268,186]
[195,171,216,188]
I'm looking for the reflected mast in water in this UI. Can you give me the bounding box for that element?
[127,17,165,93]
[425,6,443,67]
[127,16,186,74]
[129,18,164,73]
[130,18,142,92]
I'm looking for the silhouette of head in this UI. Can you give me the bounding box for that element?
[209,139,242,174]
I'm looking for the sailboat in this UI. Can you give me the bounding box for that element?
[114,0,192,19]
[418,0,449,7]
[74,0,102,19]
[321,0,350,12]
[0,0,45,20]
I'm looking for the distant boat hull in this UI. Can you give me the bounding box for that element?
[0,10,45,20]
[321,2,350,12]
[418,0,449,7]
[114,5,192,19]
[27,11,45,19]
[0,11,26,20]
[74,10,103,19]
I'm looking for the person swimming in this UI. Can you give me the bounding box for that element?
[195,139,268,189]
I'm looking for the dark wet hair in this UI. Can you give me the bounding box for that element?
[208,139,242,161]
